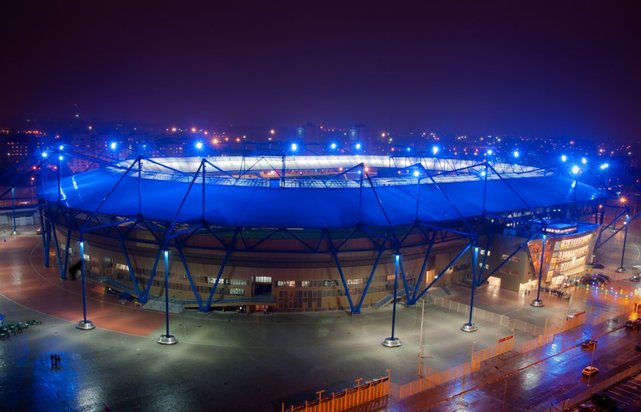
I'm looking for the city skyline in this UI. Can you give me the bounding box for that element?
[1,1,640,142]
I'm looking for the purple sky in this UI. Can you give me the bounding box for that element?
[1,1,640,140]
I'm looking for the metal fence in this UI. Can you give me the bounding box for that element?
[283,371,390,412]
[428,296,511,328]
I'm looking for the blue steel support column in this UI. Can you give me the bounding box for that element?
[531,235,547,307]
[616,216,629,272]
[382,254,402,347]
[76,238,95,330]
[158,250,178,344]
[461,246,479,332]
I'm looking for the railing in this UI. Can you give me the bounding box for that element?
[428,295,511,328]
[282,370,390,412]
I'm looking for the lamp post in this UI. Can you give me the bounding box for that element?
[531,234,547,307]
[158,249,178,344]
[382,254,402,347]
[76,239,96,330]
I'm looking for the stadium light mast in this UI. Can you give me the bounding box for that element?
[382,253,402,347]
[76,238,96,330]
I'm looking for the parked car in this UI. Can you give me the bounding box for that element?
[582,365,599,377]
[594,273,611,283]
[581,338,597,350]
[590,392,617,411]
[629,275,641,282]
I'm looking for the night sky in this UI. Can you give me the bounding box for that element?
[1,1,640,140]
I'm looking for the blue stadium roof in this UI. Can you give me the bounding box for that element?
[40,156,603,229]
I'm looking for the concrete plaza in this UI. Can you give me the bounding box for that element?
[0,225,636,411]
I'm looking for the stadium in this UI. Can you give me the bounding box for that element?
[31,147,606,332]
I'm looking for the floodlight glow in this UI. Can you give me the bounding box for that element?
[41,151,48,158]
[195,141,204,150]
[513,150,520,158]
[571,165,580,175]
[290,143,298,152]
[560,154,567,162]
[58,145,64,151]
[330,142,337,150]
[355,142,362,150]
[599,163,609,170]
[109,142,117,150]
[412,170,420,178]
[486,149,493,156]
[432,146,439,155]
[58,155,64,161]
[406,147,411,152]
[581,157,587,165]
[480,170,486,177]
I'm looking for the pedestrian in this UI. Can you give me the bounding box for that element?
[50,353,55,368]
[55,354,61,368]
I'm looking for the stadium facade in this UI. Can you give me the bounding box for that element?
[36,153,604,317]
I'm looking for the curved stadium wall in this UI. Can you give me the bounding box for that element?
[38,155,603,313]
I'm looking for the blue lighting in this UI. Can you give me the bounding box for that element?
[571,165,580,175]
[355,142,362,150]
[486,149,493,156]
[513,150,520,158]
[109,142,118,150]
[599,163,609,170]
[290,143,298,152]
[412,170,420,178]
[560,154,567,162]
[480,170,486,177]
[581,157,587,165]
[41,151,48,158]
[58,145,64,151]
[195,141,204,150]
[58,155,64,161]
[432,146,439,155]
[330,142,337,150]
[406,147,411,152]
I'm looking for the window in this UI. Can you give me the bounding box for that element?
[229,278,247,286]
[277,280,296,287]
[115,263,129,271]
[229,288,244,296]
[301,280,310,287]
[347,278,362,285]
[255,276,272,283]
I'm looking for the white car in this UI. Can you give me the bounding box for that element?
[582,365,599,377]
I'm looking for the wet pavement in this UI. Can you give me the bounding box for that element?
[0,226,639,411]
